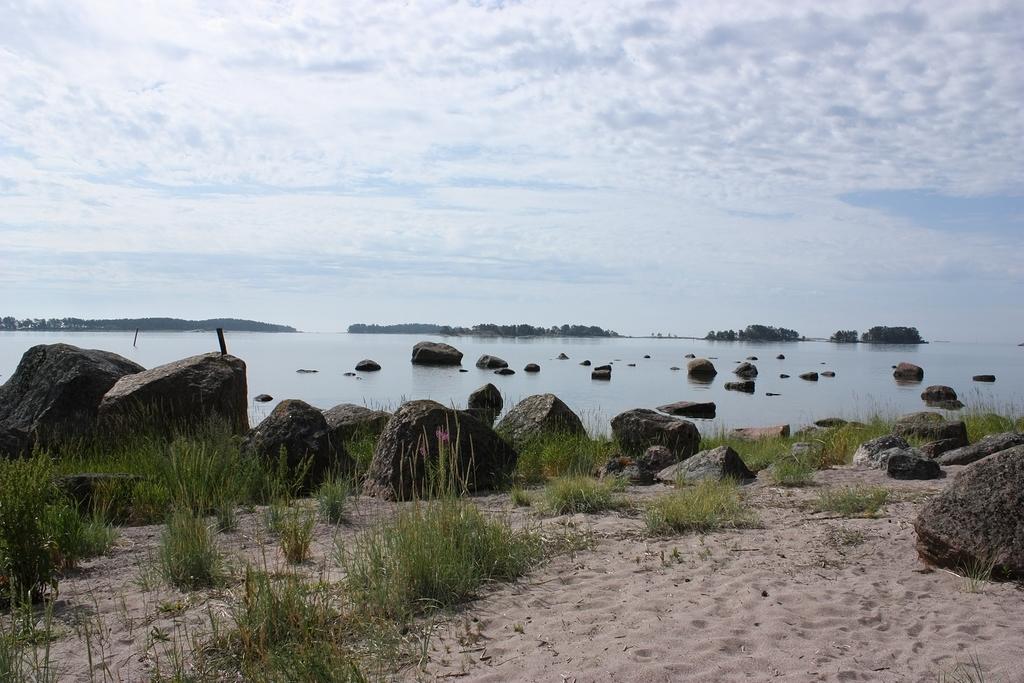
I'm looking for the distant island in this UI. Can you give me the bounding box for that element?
[0,316,297,333]
[706,324,801,342]
[348,323,621,338]
[831,326,925,344]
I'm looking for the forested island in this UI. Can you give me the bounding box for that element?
[0,317,297,333]
[706,324,801,342]
[830,327,925,344]
[348,323,620,338]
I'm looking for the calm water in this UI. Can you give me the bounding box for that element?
[1,331,1021,434]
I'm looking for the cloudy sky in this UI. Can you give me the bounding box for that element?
[1,1,1021,340]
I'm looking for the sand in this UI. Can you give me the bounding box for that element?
[18,466,1024,682]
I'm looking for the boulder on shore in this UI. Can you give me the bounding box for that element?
[495,394,584,447]
[467,383,503,426]
[724,380,755,393]
[0,343,144,455]
[242,399,351,485]
[686,358,717,379]
[355,359,381,372]
[732,424,790,440]
[852,435,911,468]
[886,451,943,480]
[99,353,248,436]
[322,403,392,444]
[659,445,754,483]
[893,362,924,382]
[365,400,516,500]
[475,354,508,369]
[919,438,963,459]
[411,341,463,366]
[657,401,716,419]
[893,413,968,448]
[639,445,676,472]
[610,408,700,460]
[914,445,1024,578]
[937,432,1024,466]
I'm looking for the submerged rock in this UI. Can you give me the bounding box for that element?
[524,363,540,373]
[476,354,508,369]
[411,341,463,366]
[799,372,818,381]
[355,359,381,372]
[724,380,755,393]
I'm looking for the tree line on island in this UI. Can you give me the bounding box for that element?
[705,324,925,344]
[0,317,297,333]
[705,325,801,342]
[348,323,621,338]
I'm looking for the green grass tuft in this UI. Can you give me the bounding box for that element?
[813,486,889,517]
[509,487,532,507]
[158,510,227,590]
[770,455,816,487]
[645,480,757,535]
[279,507,317,564]
[317,477,352,524]
[513,432,617,484]
[543,476,625,515]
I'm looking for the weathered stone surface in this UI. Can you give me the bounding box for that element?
[920,438,963,459]
[242,399,351,484]
[467,383,503,426]
[732,424,790,440]
[475,354,508,369]
[600,456,655,485]
[915,445,1024,577]
[611,408,700,460]
[411,341,463,366]
[365,400,516,500]
[355,359,381,372]
[724,380,755,393]
[893,362,924,381]
[639,445,676,472]
[886,452,943,480]
[921,385,957,402]
[657,401,716,419]
[972,374,996,382]
[799,372,818,381]
[893,413,968,448]
[686,358,717,379]
[853,435,912,467]
[661,445,755,483]
[495,393,584,447]
[524,363,540,373]
[790,442,815,457]
[322,403,392,444]
[99,353,248,436]
[937,432,1024,466]
[0,343,144,455]
[734,362,758,378]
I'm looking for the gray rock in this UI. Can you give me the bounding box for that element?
[776,354,785,359]
[893,362,924,382]
[779,373,790,379]
[734,362,758,378]
[886,452,943,480]
[686,358,717,379]
[821,371,836,378]
[467,383,503,426]
[732,425,790,440]
[322,403,391,444]
[799,372,818,381]
[580,360,592,366]
[242,399,351,486]
[99,353,248,436]
[476,354,508,369]
[0,343,144,455]
[557,352,569,360]
[852,435,912,467]
[814,417,847,428]
[921,385,957,402]
[611,408,700,460]
[919,438,963,459]
[724,380,755,393]
[914,445,1024,578]
[660,446,754,483]
[893,413,968,448]
[254,393,273,402]
[355,359,381,372]
[591,367,612,380]
[495,394,585,448]
[524,363,540,373]
[790,442,815,457]
[639,445,676,471]
[972,375,996,382]
[411,341,463,366]
[684,353,696,359]
[657,401,716,419]
[937,432,1024,466]
[494,368,515,376]
[365,400,516,500]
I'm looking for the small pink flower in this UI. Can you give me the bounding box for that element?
[436,427,450,444]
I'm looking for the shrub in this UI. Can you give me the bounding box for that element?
[317,477,351,525]
[645,480,757,535]
[0,455,57,601]
[158,510,227,590]
[340,499,543,620]
[813,486,889,517]
[543,476,625,515]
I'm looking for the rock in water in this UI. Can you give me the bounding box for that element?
[580,360,592,366]
[610,408,700,460]
[254,393,273,402]
[893,362,924,382]
[657,401,716,419]
[776,354,785,359]
[0,343,144,455]
[972,374,996,382]
[557,352,569,360]
[99,353,248,436]
[365,400,516,500]
[799,372,818,381]
[322,403,391,444]
[355,359,381,372]
[494,368,515,376]
[495,394,584,447]
[475,354,508,369]
[886,452,943,480]
[821,371,836,378]
[686,358,717,379]
[937,432,1024,466]
[411,341,463,366]
[591,366,612,380]
[914,445,1024,578]
[724,380,755,393]
[921,385,957,402]
[660,446,754,483]
[242,399,351,486]
[524,363,541,373]
[467,383,503,426]
[852,435,912,468]
[731,425,790,440]
[734,362,758,379]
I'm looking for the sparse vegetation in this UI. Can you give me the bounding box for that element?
[936,653,988,683]
[543,476,626,515]
[959,555,997,594]
[770,455,816,486]
[645,480,757,535]
[158,510,227,590]
[279,507,317,564]
[317,477,352,524]
[813,486,889,517]
[509,487,532,507]
[513,431,617,484]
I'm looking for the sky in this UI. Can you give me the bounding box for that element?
[0,1,1022,341]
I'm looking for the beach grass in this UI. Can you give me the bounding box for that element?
[645,479,757,535]
[158,509,228,590]
[813,486,890,517]
[543,476,626,515]
[513,431,617,484]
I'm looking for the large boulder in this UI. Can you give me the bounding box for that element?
[853,435,911,468]
[610,409,700,460]
[495,394,584,447]
[893,362,924,381]
[322,403,391,445]
[893,413,968,448]
[98,353,248,435]
[657,401,716,419]
[242,399,350,484]
[886,451,943,480]
[365,400,516,500]
[0,344,144,455]
[686,358,717,380]
[733,362,758,379]
[475,354,508,369]
[411,341,463,366]
[467,383,503,426]
[659,445,754,483]
[921,385,957,402]
[936,432,1024,466]
[914,445,1024,578]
